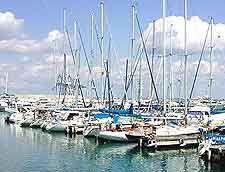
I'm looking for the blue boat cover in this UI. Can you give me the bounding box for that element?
[94,113,112,119]
[99,104,133,115]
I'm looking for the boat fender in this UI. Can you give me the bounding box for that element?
[66,126,69,134]
[179,139,186,146]
[84,113,89,118]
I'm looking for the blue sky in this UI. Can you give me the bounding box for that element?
[2,0,225,41]
[0,0,225,99]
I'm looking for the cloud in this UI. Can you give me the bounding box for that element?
[0,12,64,54]
[1,11,225,99]
[144,16,225,53]
[47,30,64,42]
[0,30,64,54]
[0,11,24,40]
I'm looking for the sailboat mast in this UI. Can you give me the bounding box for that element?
[5,72,8,94]
[138,57,142,109]
[184,0,188,121]
[150,20,155,99]
[52,40,57,96]
[130,0,135,102]
[209,18,213,107]
[90,14,94,100]
[100,1,104,103]
[169,24,173,113]
[162,0,166,115]
[63,9,67,103]
[74,20,79,107]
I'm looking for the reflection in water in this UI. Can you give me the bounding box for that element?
[1,114,225,172]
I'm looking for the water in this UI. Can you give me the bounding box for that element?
[0,113,224,172]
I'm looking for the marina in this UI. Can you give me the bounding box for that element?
[0,112,223,172]
[0,0,225,171]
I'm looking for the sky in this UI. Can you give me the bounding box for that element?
[0,0,225,99]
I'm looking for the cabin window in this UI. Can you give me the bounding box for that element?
[189,111,203,116]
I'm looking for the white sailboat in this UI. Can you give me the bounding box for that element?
[142,123,201,149]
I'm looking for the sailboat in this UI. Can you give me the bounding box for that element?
[141,123,201,149]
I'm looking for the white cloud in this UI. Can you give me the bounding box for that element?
[0,12,64,54]
[1,12,225,98]
[0,30,64,54]
[144,16,225,52]
[187,60,225,76]
[47,30,64,42]
[0,11,24,40]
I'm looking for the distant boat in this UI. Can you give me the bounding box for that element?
[5,112,23,123]
[30,119,43,128]
[20,118,33,127]
[46,120,66,132]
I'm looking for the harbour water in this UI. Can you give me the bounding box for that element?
[0,113,224,172]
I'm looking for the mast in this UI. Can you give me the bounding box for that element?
[53,40,57,97]
[150,20,155,99]
[209,18,213,107]
[169,24,173,113]
[130,0,135,102]
[74,20,79,107]
[124,59,129,103]
[162,0,167,115]
[63,53,67,100]
[184,0,188,122]
[90,14,94,100]
[63,8,67,104]
[138,57,142,110]
[5,72,8,94]
[100,0,104,103]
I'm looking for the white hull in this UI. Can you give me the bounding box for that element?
[97,131,128,142]
[83,126,99,137]
[8,113,23,123]
[46,123,66,132]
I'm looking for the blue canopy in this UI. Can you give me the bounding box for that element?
[94,113,112,119]
[99,104,133,115]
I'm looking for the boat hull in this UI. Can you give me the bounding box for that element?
[83,126,99,137]
[96,131,128,142]
[46,124,66,132]
[20,119,33,127]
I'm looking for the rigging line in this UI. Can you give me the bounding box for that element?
[121,20,153,103]
[78,78,86,108]
[77,23,100,102]
[188,18,211,104]
[125,20,153,90]
[147,56,164,111]
[65,28,76,67]
[94,23,103,55]
[136,13,160,103]
[122,49,143,105]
